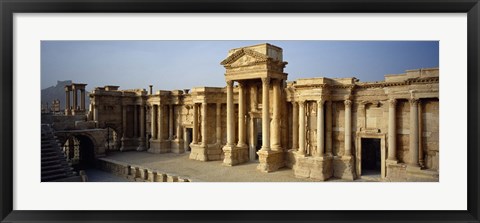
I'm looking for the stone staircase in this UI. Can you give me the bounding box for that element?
[41,124,82,182]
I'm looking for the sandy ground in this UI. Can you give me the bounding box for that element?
[102,151,381,182]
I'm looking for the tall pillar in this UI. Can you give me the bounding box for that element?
[271,80,281,150]
[151,105,157,140]
[344,100,352,157]
[238,82,247,147]
[201,102,208,147]
[226,80,235,146]
[93,104,98,122]
[176,106,182,140]
[298,100,306,155]
[73,88,78,111]
[169,105,174,140]
[158,105,164,140]
[292,102,299,150]
[122,105,127,137]
[316,100,324,157]
[137,105,146,151]
[216,103,222,144]
[409,98,419,167]
[80,89,86,111]
[120,104,127,151]
[192,104,198,144]
[326,101,333,156]
[65,88,71,115]
[418,101,424,167]
[260,77,270,151]
[388,99,397,161]
[133,105,138,138]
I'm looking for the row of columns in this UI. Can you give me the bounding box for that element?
[294,99,336,157]
[387,98,421,167]
[224,78,283,152]
[191,102,223,146]
[121,104,146,139]
[293,98,421,167]
[149,104,177,141]
[65,84,87,115]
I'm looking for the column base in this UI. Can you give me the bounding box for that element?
[293,153,333,181]
[136,138,146,151]
[222,144,248,166]
[171,139,185,154]
[333,156,356,180]
[256,149,285,173]
[147,139,171,153]
[119,137,137,152]
[189,143,208,161]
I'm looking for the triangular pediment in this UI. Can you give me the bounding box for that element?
[220,49,269,66]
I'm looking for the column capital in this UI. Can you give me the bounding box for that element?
[317,99,324,105]
[226,80,234,87]
[409,98,419,105]
[261,77,270,85]
[389,98,397,106]
[298,100,306,107]
[291,101,298,107]
[344,99,352,106]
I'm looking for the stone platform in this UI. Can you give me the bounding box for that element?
[97,151,381,182]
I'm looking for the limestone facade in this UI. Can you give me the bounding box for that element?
[89,43,439,181]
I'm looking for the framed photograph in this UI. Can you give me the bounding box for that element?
[1,0,479,222]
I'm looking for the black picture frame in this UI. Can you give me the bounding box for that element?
[1,0,479,222]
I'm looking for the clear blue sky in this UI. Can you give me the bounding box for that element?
[41,41,439,92]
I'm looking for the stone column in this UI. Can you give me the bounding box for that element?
[292,102,299,150]
[80,89,86,111]
[238,82,246,147]
[271,79,281,150]
[158,105,164,140]
[251,84,258,111]
[73,88,78,111]
[316,100,324,157]
[140,105,145,139]
[388,99,397,161]
[151,105,157,140]
[176,106,182,140]
[122,105,127,137]
[326,101,333,156]
[137,105,145,151]
[93,105,98,122]
[409,98,419,167]
[201,102,207,147]
[65,88,70,114]
[169,105,174,140]
[298,100,306,155]
[133,105,138,138]
[260,77,270,151]
[344,100,352,157]
[216,103,222,144]
[226,80,235,146]
[418,101,424,167]
[192,104,198,144]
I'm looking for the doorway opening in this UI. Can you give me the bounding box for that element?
[185,128,193,152]
[361,138,381,176]
[254,118,262,160]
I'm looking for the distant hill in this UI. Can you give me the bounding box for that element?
[41,80,90,111]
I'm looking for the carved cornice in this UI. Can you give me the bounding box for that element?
[293,76,439,90]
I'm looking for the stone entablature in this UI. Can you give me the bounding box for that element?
[88,43,439,182]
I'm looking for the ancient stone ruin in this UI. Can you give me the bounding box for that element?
[49,43,439,182]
